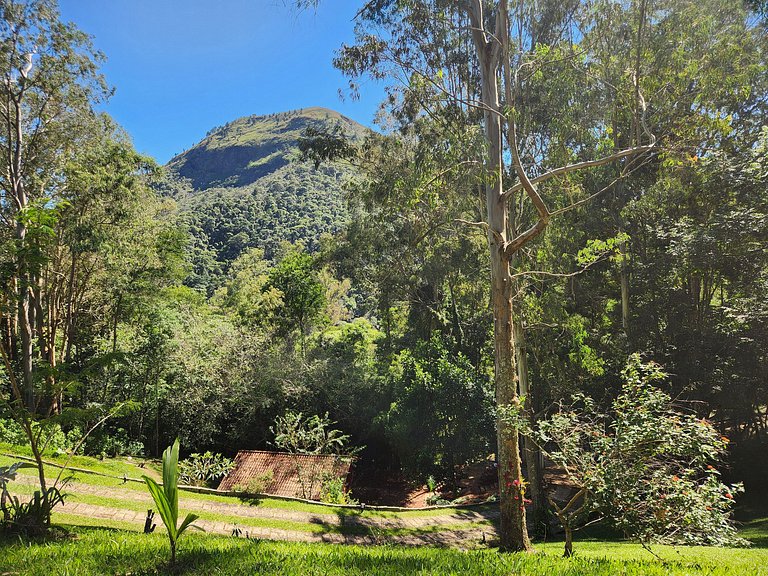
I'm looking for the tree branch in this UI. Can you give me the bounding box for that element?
[502,144,655,201]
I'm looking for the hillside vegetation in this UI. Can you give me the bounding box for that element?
[163,108,367,291]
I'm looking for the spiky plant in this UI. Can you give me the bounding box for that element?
[143,439,200,563]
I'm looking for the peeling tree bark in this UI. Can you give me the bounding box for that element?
[467,0,532,552]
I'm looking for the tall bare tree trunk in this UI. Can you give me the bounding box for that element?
[15,188,35,410]
[468,0,532,552]
[620,241,631,337]
[9,85,36,409]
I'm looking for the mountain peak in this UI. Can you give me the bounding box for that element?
[167,107,365,190]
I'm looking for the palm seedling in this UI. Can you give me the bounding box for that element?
[142,439,201,563]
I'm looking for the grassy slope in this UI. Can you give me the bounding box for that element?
[0,447,475,518]
[3,446,767,575]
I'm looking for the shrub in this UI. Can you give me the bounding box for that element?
[531,354,746,555]
[1,462,65,535]
[0,418,78,455]
[319,474,356,505]
[84,428,144,458]
[178,452,234,488]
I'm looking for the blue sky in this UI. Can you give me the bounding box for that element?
[58,0,384,164]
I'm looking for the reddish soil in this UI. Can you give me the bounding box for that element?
[349,458,576,508]
[349,460,499,508]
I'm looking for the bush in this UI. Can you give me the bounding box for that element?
[531,354,746,555]
[84,428,144,458]
[319,474,356,505]
[0,418,78,455]
[178,452,234,488]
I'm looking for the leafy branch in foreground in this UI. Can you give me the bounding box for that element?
[142,439,201,563]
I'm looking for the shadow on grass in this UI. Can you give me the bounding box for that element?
[738,517,768,548]
[138,547,235,576]
[0,523,123,545]
[235,493,263,507]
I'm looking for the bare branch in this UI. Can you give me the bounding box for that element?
[502,144,655,201]
[509,247,615,280]
[550,155,653,217]
[504,217,548,259]
[454,218,488,230]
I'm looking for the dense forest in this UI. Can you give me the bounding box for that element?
[1,0,766,557]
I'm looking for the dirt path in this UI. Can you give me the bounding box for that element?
[10,474,498,547]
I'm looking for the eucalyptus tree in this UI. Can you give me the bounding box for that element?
[0,0,109,408]
[328,0,654,550]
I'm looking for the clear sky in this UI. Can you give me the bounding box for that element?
[58,0,384,164]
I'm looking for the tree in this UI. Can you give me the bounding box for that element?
[384,334,494,481]
[532,355,745,556]
[321,0,658,550]
[0,0,109,408]
[266,246,326,355]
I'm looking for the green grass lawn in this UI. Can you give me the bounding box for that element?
[0,525,766,576]
[3,444,767,575]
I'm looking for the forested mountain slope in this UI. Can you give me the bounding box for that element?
[164,108,367,291]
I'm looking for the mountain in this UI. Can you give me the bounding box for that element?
[163,108,368,293]
[168,107,366,190]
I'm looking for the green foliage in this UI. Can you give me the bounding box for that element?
[383,335,494,481]
[178,452,234,488]
[267,247,326,345]
[319,474,356,505]
[0,419,78,456]
[271,411,352,456]
[0,485,65,536]
[298,123,357,168]
[211,248,282,326]
[165,108,367,293]
[142,439,201,563]
[0,461,35,528]
[83,428,144,458]
[535,355,746,549]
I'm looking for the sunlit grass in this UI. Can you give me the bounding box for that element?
[0,446,479,518]
[1,525,766,576]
